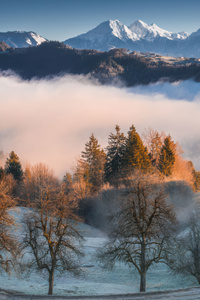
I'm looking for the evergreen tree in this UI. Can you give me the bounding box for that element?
[122,125,151,173]
[158,136,175,176]
[82,134,106,195]
[105,125,126,187]
[5,151,23,182]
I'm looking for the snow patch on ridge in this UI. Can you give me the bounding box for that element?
[108,20,139,41]
[30,32,46,45]
[0,31,47,48]
[129,20,188,41]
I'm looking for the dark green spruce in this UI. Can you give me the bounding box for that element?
[105,125,126,187]
[5,151,23,182]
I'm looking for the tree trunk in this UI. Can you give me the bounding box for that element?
[140,239,146,292]
[140,270,146,292]
[48,269,55,295]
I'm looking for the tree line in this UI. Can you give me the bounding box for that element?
[73,125,200,197]
[0,125,200,294]
[1,125,199,197]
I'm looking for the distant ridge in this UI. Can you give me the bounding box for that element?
[0,41,200,86]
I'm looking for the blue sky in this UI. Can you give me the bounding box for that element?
[0,0,200,41]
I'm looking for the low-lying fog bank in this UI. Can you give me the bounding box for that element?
[0,74,199,177]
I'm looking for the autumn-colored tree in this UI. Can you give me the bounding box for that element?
[171,152,194,185]
[142,128,166,167]
[63,172,73,194]
[22,163,59,205]
[72,159,91,200]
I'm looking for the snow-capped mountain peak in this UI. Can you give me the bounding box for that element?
[77,19,139,43]
[0,31,47,48]
[108,19,139,41]
[129,20,150,37]
[129,20,188,41]
[63,19,196,57]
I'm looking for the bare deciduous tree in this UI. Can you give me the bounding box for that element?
[167,208,200,284]
[22,163,59,205]
[21,163,84,295]
[0,180,18,273]
[98,172,176,292]
[142,127,166,167]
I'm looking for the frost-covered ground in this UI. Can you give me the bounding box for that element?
[0,208,198,296]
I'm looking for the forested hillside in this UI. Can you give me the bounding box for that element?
[1,42,200,85]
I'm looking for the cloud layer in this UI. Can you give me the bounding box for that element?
[0,74,200,177]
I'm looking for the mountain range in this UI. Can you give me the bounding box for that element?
[63,19,200,58]
[1,20,200,58]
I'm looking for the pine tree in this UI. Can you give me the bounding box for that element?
[122,125,151,173]
[5,151,23,182]
[105,125,126,187]
[81,134,106,195]
[158,136,175,176]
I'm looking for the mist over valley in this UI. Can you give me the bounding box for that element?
[0,74,199,176]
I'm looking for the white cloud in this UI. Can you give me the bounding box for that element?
[0,74,200,177]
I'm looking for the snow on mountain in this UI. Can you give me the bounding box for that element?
[78,20,139,42]
[129,20,188,41]
[0,20,198,58]
[63,20,140,51]
[172,31,189,40]
[0,31,47,48]
[63,19,199,57]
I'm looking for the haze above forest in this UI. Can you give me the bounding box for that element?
[0,73,199,176]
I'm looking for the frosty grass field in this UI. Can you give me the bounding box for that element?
[0,207,196,296]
